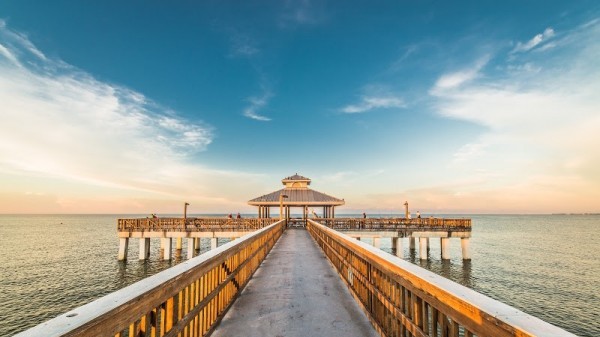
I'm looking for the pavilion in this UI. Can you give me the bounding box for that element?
[248,174,345,221]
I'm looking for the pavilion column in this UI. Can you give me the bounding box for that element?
[419,237,428,260]
[409,237,416,251]
[332,206,335,218]
[118,238,129,261]
[139,238,150,260]
[211,237,218,250]
[176,238,183,251]
[267,206,270,218]
[195,238,200,251]
[187,238,195,259]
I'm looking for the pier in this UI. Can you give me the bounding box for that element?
[18,220,575,337]
[16,175,576,336]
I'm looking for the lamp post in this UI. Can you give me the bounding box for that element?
[404,201,409,219]
[184,202,190,222]
[279,194,288,220]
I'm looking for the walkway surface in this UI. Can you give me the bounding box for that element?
[212,228,378,337]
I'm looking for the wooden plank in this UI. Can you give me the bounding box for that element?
[306,220,577,337]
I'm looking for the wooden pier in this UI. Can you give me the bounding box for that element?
[18,220,576,337]
[13,175,577,336]
[117,218,278,260]
[117,216,472,261]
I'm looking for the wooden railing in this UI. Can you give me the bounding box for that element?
[313,217,471,231]
[117,218,278,232]
[306,219,575,337]
[18,220,286,337]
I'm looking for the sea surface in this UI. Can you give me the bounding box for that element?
[0,214,598,336]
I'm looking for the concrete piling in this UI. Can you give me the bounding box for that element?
[139,238,150,260]
[118,238,129,261]
[419,237,428,260]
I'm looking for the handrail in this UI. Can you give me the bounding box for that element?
[306,219,575,337]
[312,217,471,231]
[117,217,278,232]
[17,220,286,337]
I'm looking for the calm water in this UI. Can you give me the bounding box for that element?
[0,214,598,336]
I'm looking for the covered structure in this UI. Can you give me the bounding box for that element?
[248,174,345,222]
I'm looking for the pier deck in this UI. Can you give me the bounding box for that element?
[212,228,378,337]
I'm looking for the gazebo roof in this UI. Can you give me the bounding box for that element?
[248,174,344,206]
[282,174,311,183]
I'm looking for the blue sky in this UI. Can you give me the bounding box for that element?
[1,1,599,214]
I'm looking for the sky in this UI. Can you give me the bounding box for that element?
[1,1,599,214]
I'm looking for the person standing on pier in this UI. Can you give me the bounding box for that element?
[417,211,421,218]
[236,212,241,219]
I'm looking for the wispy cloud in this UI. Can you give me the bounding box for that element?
[228,31,259,58]
[511,27,555,53]
[0,22,275,212]
[243,90,272,121]
[429,19,600,206]
[340,85,406,114]
[432,56,489,91]
[279,0,325,27]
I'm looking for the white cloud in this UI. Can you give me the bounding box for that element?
[243,90,272,121]
[279,0,325,27]
[341,95,406,114]
[429,19,600,206]
[0,22,276,212]
[432,56,489,91]
[511,27,555,53]
[229,31,259,58]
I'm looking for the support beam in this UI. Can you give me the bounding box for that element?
[194,238,200,251]
[441,238,450,260]
[461,238,471,260]
[176,237,182,251]
[409,237,416,251]
[118,238,129,261]
[393,237,403,258]
[162,238,172,260]
[419,237,428,260]
[211,237,218,250]
[187,238,195,259]
[373,237,381,249]
[427,238,430,252]
[139,238,150,260]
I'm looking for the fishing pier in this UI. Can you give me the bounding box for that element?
[17,175,576,337]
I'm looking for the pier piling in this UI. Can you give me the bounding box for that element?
[139,238,150,260]
[118,238,129,261]
[162,238,172,260]
[441,237,450,260]
[461,237,471,260]
[419,237,428,260]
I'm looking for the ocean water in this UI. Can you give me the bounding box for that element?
[0,214,598,336]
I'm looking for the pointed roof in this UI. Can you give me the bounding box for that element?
[248,174,344,206]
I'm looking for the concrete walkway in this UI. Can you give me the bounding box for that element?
[212,228,378,337]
